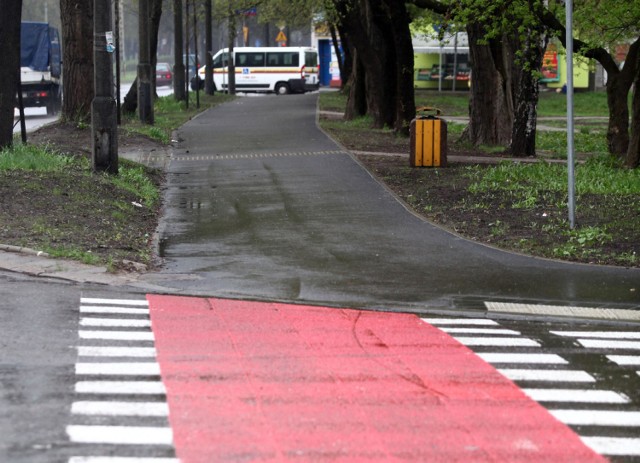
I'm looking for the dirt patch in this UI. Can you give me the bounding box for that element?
[1,122,164,271]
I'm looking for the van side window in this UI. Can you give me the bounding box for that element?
[236,52,265,67]
[266,52,299,67]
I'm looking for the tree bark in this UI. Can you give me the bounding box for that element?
[382,0,416,134]
[150,0,163,97]
[0,0,22,148]
[344,49,367,119]
[464,23,512,147]
[627,64,640,168]
[508,32,547,157]
[60,0,94,123]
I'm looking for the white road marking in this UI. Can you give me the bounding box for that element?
[81,306,150,315]
[580,437,640,456]
[76,363,161,376]
[550,409,640,426]
[551,331,640,339]
[72,401,169,416]
[578,339,640,350]
[75,381,166,395]
[522,388,629,403]
[81,298,149,306]
[78,346,157,358]
[79,331,155,341]
[80,318,151,328]
[497,369,595,382]
[440,328,521,335]
[66,425,172,445]
[69,457,179,463]
[606,355,640,366]
[421,318,498,326]
[485,302,640,322]
[453,337,540,347]
[477,353,568,364]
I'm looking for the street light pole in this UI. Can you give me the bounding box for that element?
[138,0,154,124]
[566,0,576,228]
[92,0,118,174]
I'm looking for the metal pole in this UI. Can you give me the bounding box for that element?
[185,0,190,108]
[138,0,154,124]
[115,0,122,125]
[566,0,576,228]
[92,0,118,173]
[193,0,200,108]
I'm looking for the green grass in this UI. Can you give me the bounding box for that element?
[125,93,235,144]
[321,89,611,118]
[0,144,85,171]
[466,156,640,196]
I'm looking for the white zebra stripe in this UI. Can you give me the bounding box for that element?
[580,437,640,456]
[72,401,169,417]
[81,306,150,315]
[76,363,161,376]
[477,353,567,364]
[453,337,540,347]
[421,318,498,326]
[69,458,179,463]
[80,298,149,306]
[66,425,172,445]
[498,369,595,382]
[440,328,521,335]
[79,331,155,341]
[551,331,640,339]
[75,381,166,395]
[606,355,640,366]
[578,339,640,350]
[80,318,151,328]
[522,388,629,403]
[78,346,156,358]
[550,409,640,426]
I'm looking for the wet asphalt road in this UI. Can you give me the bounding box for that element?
[153,93,639,312]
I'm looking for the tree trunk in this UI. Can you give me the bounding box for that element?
[606,73,632,157]
[122,77,138,114]
[508,34,546,157]
[344,49,367,119]
[464,23,512,147]
[334,0,394,129]
[0,0,22,148]
[150,0,163,97]
[336,24,353,91]
[627,65,640,168]
[60,0,94,123]
[383,0,415,134]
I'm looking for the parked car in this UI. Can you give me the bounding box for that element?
[155,62,173,87]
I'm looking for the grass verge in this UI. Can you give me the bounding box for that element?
[319,91,639,268]
[1,93,232,270]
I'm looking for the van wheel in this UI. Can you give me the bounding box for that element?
[275,83,290,95]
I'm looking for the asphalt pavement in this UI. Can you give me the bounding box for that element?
[2,92,639,317]
[3,91,640,462]
[148,93,639,314]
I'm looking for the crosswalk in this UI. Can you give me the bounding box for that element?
[66,297,639,462]
[66,297,177,462]
[421,316,640,460]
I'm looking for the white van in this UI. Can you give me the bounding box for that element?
[194,47,319,94]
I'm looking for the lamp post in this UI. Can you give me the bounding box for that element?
[92,0,118,174]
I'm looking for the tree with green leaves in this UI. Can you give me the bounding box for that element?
[330,0,415,133]
[538,0,640,168]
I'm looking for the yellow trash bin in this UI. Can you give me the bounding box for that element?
[410,107,447,167]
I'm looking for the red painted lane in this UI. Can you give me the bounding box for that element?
[147,295,606,463]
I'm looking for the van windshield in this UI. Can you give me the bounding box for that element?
[212,53,228,68]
